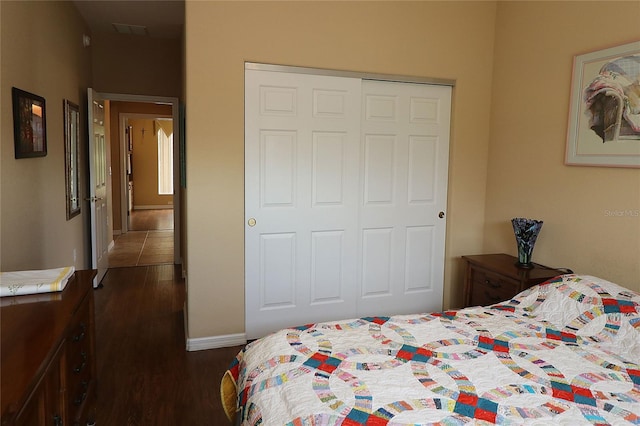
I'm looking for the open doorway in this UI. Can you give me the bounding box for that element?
[109,112,175,267]
[97,93,181,269]
[122,114,173,231]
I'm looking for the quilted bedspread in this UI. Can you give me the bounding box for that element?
[229,275,640,425]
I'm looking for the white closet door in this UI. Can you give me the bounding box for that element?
[245,70,362,339]
[357,80,451,317]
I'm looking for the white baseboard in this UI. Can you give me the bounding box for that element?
[186,333,247,351]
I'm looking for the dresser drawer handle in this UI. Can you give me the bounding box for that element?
[72,323,86,342]
[484,279,501,289]
[73,351,87,373]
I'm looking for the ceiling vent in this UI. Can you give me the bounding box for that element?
[112,23,148,36]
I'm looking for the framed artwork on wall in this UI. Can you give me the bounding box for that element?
[12,87,47,158]
[64,100,81,220]
[565,40,640,168]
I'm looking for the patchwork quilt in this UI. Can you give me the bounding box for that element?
[228,275,640,425]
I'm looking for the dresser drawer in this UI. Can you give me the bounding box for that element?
[65,293,95,423]
[1,270,97,426]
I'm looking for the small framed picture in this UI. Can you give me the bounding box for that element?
[12,87,47,158]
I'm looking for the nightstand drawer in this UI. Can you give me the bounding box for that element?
[469,269,516,306]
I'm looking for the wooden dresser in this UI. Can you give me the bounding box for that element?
[1,269,97,426]
[462,254,566,308]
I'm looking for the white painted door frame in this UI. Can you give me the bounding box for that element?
[95,92,182,266]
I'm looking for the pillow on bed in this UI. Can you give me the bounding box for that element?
[505,274,640,359]
[508,274,639,321]
[221,369,238,423]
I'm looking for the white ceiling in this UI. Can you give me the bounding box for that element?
[72,0,185,39]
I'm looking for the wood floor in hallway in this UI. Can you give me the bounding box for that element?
[94,265,242,425]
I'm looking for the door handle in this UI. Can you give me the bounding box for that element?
[248,218,257,227]
[438,211,445,219]
[85,196,104,202]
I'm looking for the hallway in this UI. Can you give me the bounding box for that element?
[94,264,240,424]
[108,209,174,267]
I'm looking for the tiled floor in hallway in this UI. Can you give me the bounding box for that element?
[108,209,174,267]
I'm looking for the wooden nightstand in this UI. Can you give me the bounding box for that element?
[462,253,567,307]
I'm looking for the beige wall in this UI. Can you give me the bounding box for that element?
[1,1,92,271]
[109,101,173,231]
[485,2,640,292]
[185,1,498,338]
[91,32,182,98]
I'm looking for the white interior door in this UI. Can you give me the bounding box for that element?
[87,88,109,286]
[245,70,362,339]
[357,80,451,317]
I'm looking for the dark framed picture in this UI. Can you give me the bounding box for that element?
[12,87,47,158]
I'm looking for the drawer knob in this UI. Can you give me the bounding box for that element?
[73,351,88,373]
[72,322,86,342]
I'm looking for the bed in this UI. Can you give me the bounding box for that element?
[222,274,640,425]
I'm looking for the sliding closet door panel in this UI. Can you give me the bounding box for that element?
[245,70,362,339]
[404,226,435,292]
[261,131,296,206]
[312,132,346,205]
[358,80,451,317]
[408,136,437,203]
[310,230,345,302]
[363,134,397,204]
[361,228,393,296]
[260,233,296,307]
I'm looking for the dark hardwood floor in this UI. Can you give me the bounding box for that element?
[94,264,243,425]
